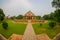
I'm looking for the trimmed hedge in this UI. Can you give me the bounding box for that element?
[2,21,8,30]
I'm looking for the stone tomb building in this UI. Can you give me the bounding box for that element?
[23,11,36,20]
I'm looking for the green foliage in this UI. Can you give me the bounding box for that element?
[49,12,55,20]
[40,23,43,26]
[36,16,41,20]
[43,9,60,24]
[52,0,60,8]
[10,16,16,20]
[42,13,55,20]
[43,15,49,20]
[16,15,23,19]
[0,8,5,21]
[49,21,56,28]
[54,9,60,23]
[2,21,8,30]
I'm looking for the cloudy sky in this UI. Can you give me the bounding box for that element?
[0,0,55,16]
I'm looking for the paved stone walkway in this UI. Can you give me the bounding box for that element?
[22,20,37,40]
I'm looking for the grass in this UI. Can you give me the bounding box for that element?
[0,20,27,38]
[32,21,60,39]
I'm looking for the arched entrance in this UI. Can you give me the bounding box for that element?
[27,16,32,20]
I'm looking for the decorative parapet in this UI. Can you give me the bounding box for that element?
[53,33,60,40]
[0,34,7,40]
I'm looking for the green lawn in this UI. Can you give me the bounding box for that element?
[0,20,27,38]
[32,21,60,39]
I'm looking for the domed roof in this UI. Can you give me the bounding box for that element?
[24,11,35,16]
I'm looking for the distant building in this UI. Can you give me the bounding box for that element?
[23,11,36,20]
[5,15,9,20]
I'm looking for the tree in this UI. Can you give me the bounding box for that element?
[49,21,56,28]
[54,9,60,23]
[43,15,49,20]
[2,21,8,30]
[52,0,60,25]
[16,15,23,19]
[52,0,60,8]
[36,16,41,20]
[49,12,55,20]
[0,8,5,21]
[0,8,8,30]
[10,16,16,20]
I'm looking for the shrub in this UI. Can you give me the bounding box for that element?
[49,21,56,28]
[2,21,8,30]
[40,23,43,26]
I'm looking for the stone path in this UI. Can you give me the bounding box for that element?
[22,20,37,40]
